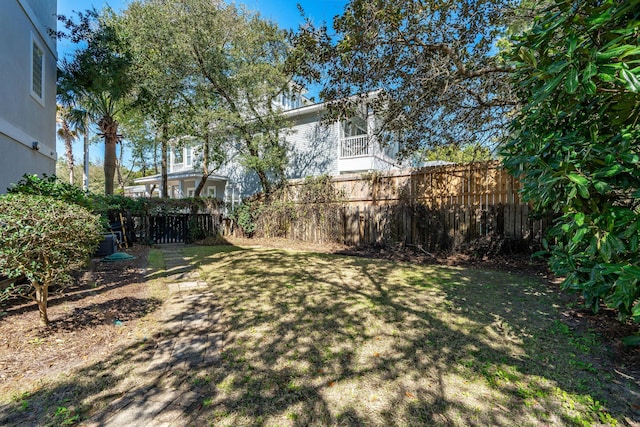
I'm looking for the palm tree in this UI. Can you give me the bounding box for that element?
[56,105,78,185]
[57,8,132,195]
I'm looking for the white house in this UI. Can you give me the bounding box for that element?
[0,0,57,193]
[129,92,401,204]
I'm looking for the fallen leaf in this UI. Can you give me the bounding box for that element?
[405,391,415,398]
[328,381,336,387]
[373,352,380,357]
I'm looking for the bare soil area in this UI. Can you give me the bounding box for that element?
[0,245,164,398]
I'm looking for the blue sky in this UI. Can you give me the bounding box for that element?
[55,0,348,167]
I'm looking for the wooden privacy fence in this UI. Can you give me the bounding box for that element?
[257,161,551,252]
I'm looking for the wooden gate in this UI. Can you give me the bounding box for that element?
[138,213,220,244]
[149,214,189,243]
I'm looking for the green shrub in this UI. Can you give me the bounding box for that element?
[0,194,103,326]
[8,174,93,210]
[231,201,262,237]
[502,1,640,322]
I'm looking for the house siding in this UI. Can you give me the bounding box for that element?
[0,0,57,193]
[285,110,339,179]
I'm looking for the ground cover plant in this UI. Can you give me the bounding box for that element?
[0,244,637,426]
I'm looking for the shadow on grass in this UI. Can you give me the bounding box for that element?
[0,245,637,426]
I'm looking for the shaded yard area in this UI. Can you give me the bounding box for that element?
[183,246,639,426]
[0,244,638,426]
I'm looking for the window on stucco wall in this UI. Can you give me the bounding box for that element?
[31,34,44,105]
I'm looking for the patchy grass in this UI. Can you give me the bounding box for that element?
[147,248,165,271]
[0,245,636,426]
[184,245,635,426]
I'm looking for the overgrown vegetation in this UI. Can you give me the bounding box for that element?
[503,0,640,323]
[232,175,345,240]
[0,194,103,327]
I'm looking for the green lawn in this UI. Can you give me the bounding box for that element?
[184,245,633,426]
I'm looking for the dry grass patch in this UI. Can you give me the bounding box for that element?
[187,245,636,426]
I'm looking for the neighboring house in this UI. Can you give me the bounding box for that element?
[129,92,402,205]
[0,0,57,193]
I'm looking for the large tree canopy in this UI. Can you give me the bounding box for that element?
[291,0,538,158]
[122,0,292,197]
[503,0,640,321]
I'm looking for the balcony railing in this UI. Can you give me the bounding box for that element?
[340,135,370,158]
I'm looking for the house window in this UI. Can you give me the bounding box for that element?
[206,186,216,198]
[187,188,195,197]
[173,147,183,164]
[185,147,192,166]
[31,35,44,104]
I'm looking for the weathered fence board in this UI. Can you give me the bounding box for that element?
[252,161,551,252]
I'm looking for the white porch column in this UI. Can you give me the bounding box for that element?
[367,110,376,156]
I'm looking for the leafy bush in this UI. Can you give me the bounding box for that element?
[0,194,103,326]
[502,1,640,322]
[231,201,262,237]
[8,174,93,210]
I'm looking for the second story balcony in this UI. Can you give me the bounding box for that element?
[338,134,397,174]
[340,135,370,158]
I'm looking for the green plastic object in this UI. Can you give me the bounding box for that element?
[101,252,136,262]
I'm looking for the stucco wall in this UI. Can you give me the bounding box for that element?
[0,134,55,192]
[0,0,57,193]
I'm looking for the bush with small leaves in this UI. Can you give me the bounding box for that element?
[0,194,103,327]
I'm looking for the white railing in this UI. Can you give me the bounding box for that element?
[340,135,370,158]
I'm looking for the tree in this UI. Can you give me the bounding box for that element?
[290,0,544,157]
[118,110,161,178]
[421,142,493,163]
[118,1,193,198]
[502,0,640,321]
[122,0,292,197]
[56,105,78,185]
[58,8,134,195]
[0,194,103,327]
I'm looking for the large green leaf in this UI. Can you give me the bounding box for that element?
[565,67,579,93]
[620,68,640,92]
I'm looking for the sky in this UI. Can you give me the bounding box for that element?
[55,0,348,165]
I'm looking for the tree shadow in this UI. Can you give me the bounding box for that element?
[0,247,148,322]
[41,297,162,335]
[0,246,637,426]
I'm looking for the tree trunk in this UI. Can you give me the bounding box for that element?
[83,114,90,191]
[161,123,169,198]
[99,115,119,195]
[65,138,75,185]
[244,136,273,199]
[194,130,211,198]
[34,284,49,327]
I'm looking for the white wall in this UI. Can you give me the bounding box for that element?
[0,0,57,193]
